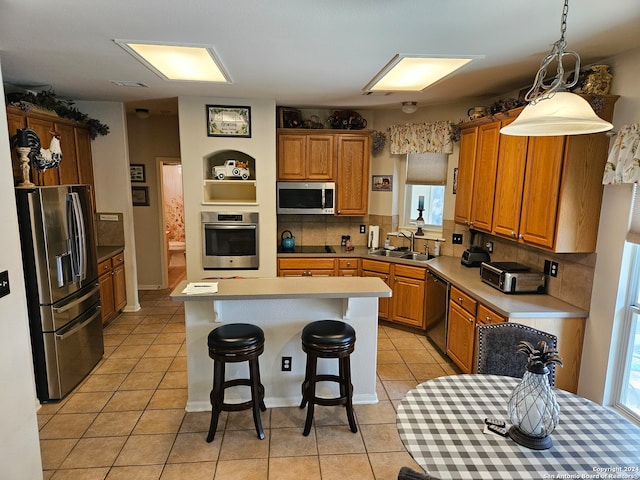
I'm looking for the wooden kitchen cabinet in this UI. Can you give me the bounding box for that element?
[447,285,478,373]
[277,132,335,181]
[277,257,336,276]
[6,106,96,202]
[335,134,370,215]
[468,121,501,231]
[99,251,127,325]
[456,95,617,253]
[361,259,391,320]
[453,127,478,225]
[390,264,426,328]
[491,116,529,239]
[337,258,360,276]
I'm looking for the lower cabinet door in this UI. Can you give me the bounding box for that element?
[99,272,115,324]
[391,275,425,328]
[447,301,476,373]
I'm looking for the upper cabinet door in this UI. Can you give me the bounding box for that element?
[454,127,478,226]
[26,116,60,186]
[335,134,370,215]
[55,123,80,185]
[519,135,566,249]
[277,134,306,180]
[469,122,501,231]
[492,117,529,239]
[306,135,335,180]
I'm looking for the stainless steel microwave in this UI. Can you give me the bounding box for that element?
[276,182,335,214]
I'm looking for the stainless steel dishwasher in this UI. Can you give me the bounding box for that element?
[425,270,449,353]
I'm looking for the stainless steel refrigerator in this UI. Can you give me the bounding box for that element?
[16,185,103,402]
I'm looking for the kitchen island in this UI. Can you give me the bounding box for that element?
[171,276,391,411]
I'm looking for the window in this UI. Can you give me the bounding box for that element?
[403,153,447,229]
[404,185,444,228]
[615,243,640,421]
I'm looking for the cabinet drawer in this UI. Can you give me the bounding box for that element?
[338,258,359,270]
[111,253,124,268]
[278,258,336,270]
[361,259,391,274]
[393,264,426,280]
[98,259,112,275]
[450,285,477,316]
[476,304,506,325]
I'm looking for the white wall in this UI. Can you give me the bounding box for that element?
[578,47,640,403]
[74,101,140,311]
[178,97,277,280]
[0,58,44,480]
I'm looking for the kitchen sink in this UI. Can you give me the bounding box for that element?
[400,252,435,262]
[369,249,407,257]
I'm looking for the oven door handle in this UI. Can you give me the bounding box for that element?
[204,224,257,230]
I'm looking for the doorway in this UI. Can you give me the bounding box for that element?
[158,158,186,289]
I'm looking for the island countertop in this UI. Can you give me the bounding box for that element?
[171,276,392,301]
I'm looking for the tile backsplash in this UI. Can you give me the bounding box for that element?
[277,214,595,311]
[95,212,124,246]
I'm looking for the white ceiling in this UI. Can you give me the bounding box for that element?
[1,0,639,115]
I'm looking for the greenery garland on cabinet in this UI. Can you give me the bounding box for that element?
[6,90,110,139]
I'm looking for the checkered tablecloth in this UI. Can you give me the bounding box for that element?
[396,374,640,480]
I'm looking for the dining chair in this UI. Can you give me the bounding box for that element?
[476,322,558,386]
[398,466,440,480]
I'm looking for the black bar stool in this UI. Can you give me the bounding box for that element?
[206,323,266,442]
[299,319,357,436]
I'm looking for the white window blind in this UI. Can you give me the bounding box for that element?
[406,153,448,185]
[628,184,640,244]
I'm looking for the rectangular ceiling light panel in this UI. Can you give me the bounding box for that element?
[364,55,475,92]
[115,40,231,83]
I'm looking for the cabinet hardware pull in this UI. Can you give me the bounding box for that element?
[511,231,516,237]
[486,316,491,321]
[468,317,474,324]
[458,297,463,303]
[519,234,524,239]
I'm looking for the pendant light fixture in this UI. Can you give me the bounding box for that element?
[500,0,612,136]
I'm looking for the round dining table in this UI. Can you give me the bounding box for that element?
[396,374,640,480]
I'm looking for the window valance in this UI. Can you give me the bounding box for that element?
[602,123,640,185]
[389,121,453,155]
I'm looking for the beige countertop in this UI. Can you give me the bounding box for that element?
[277,247,586,319]
[96,245,124,263]
[170,276,392,301]
[426,256,587,319]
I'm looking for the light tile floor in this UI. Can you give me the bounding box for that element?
[39,288,460,480]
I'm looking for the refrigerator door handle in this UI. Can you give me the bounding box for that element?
[68,192,87,282]
[56,306,102,341]
[52,284,100,314]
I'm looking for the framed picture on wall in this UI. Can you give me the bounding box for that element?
[206,105,251,137]
[130,164,146,183]
[132,186,150,206]
[372,175,392,192]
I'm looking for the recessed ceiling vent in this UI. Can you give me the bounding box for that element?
[363,91,392,96]
[110,80,149,88]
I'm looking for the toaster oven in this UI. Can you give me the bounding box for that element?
[480,262,546,294]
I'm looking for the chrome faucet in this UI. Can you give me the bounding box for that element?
[399,231,415,252]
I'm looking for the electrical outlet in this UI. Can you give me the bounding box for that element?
[359,224,366,234]
[0,270,9,299]
[485,241,494,253]
[452,233,463,244]
[281,356,292,371]
[544,260,559,277]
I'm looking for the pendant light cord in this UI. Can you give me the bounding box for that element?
[524,0,580,104]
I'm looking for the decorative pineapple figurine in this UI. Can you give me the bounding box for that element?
[507,340,563,450]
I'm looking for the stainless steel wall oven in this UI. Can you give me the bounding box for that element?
[202,212,259,269]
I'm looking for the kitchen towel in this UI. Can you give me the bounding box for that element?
[368,225,380,249]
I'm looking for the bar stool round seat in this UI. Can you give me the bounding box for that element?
[206,323,266,442]
[299,320,357,436]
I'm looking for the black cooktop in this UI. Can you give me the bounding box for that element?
[278,245,336,254]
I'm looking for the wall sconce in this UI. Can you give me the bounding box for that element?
[401,102,418,114]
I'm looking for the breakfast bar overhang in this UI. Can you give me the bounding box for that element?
[171,276,392,412]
